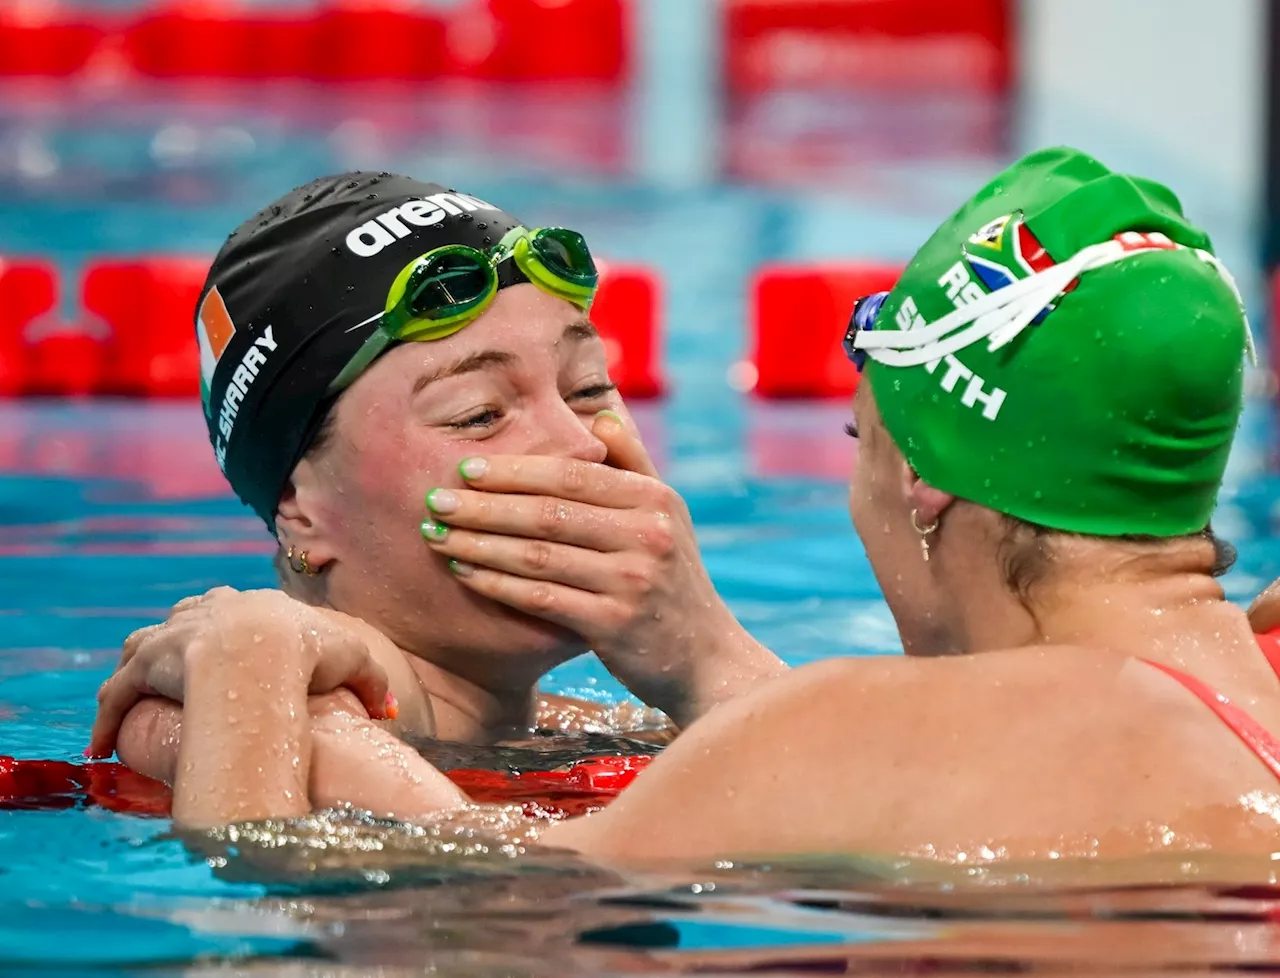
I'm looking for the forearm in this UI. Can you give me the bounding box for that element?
[309,703,468,819]
[172,644,312,829]
[680,624,789,726]
[115,691,463,824]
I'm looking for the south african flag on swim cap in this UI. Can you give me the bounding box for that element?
[863,146,1251,537]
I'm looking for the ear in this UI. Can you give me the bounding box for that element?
[275,457,336,568]
[899,459,955,528]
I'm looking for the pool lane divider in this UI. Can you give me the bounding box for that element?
[0,753,651,819]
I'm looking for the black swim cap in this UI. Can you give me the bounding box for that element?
[195,172,524,529]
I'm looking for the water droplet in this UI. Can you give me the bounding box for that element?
[476,222,487,230]
[367,193,378,200]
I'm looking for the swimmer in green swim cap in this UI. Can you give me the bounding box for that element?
[117,149,1280,865]
[844,144,1253,656]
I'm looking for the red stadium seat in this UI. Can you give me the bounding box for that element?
[0,260,59,396]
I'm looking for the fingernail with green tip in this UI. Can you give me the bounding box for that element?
[426,488,459,514]
[458,457,488,480]
[449,559,475,577]
[420,520,448,542]
[595,409,623,424]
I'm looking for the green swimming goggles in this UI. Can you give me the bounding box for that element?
[329,225,598,392]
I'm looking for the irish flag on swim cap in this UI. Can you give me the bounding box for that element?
[856,146,1253,537]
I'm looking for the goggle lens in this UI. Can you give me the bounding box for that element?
[405,250,494,322]
[843,291,890,372]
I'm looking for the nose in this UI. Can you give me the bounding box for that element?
[526,397,609,464]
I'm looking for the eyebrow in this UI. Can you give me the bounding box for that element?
[412,350,517,395]
[561,319,599,344]
[410,320,600,395]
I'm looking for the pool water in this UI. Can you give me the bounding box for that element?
[4,77,1280,973]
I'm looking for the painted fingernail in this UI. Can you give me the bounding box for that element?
[420,520,448,542]
[595,409,623,424]
[385,692,400,720]
[426,489,459,514]
[459,457,488,480]
[449,559,475,577]
[82,746,94,759]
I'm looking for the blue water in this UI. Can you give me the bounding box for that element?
[3,69,1280,971]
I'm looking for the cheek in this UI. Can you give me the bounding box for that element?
[847,437,898,548]
[336,417,458,524]
[847,438,862,519]
[848,436,879,517]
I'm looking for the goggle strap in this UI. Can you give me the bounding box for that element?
[855,239,1256,369]
[328,329,390,394]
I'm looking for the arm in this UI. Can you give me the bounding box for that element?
[115,691,467,823]
[307,692,469,818]
[91,587,433,763]
[92,591,397,827]
[116,699,181,784]
[173,637,314,827]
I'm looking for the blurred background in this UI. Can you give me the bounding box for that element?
[1,0,1278,681]
[0,0,1268,382]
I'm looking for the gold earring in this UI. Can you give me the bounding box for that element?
[910,509,939,562]
[287,545,322,577]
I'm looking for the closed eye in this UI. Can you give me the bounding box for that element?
[449,408,503,430]
[570,382,618,401]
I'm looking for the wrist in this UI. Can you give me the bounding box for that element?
[680,611,788,723]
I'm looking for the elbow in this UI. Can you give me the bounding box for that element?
[116,699,183,784]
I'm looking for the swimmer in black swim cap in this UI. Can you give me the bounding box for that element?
[93,171,756,771]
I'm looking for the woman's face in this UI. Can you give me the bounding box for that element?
[288,284,629,682]
[846,380,957,655]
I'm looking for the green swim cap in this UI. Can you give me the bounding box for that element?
[852,146,1253,538]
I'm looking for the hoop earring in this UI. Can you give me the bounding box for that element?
[287,545,323,577]
[911,509,939,563]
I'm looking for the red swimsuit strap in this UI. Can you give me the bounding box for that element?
[1141,633,1280,782]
